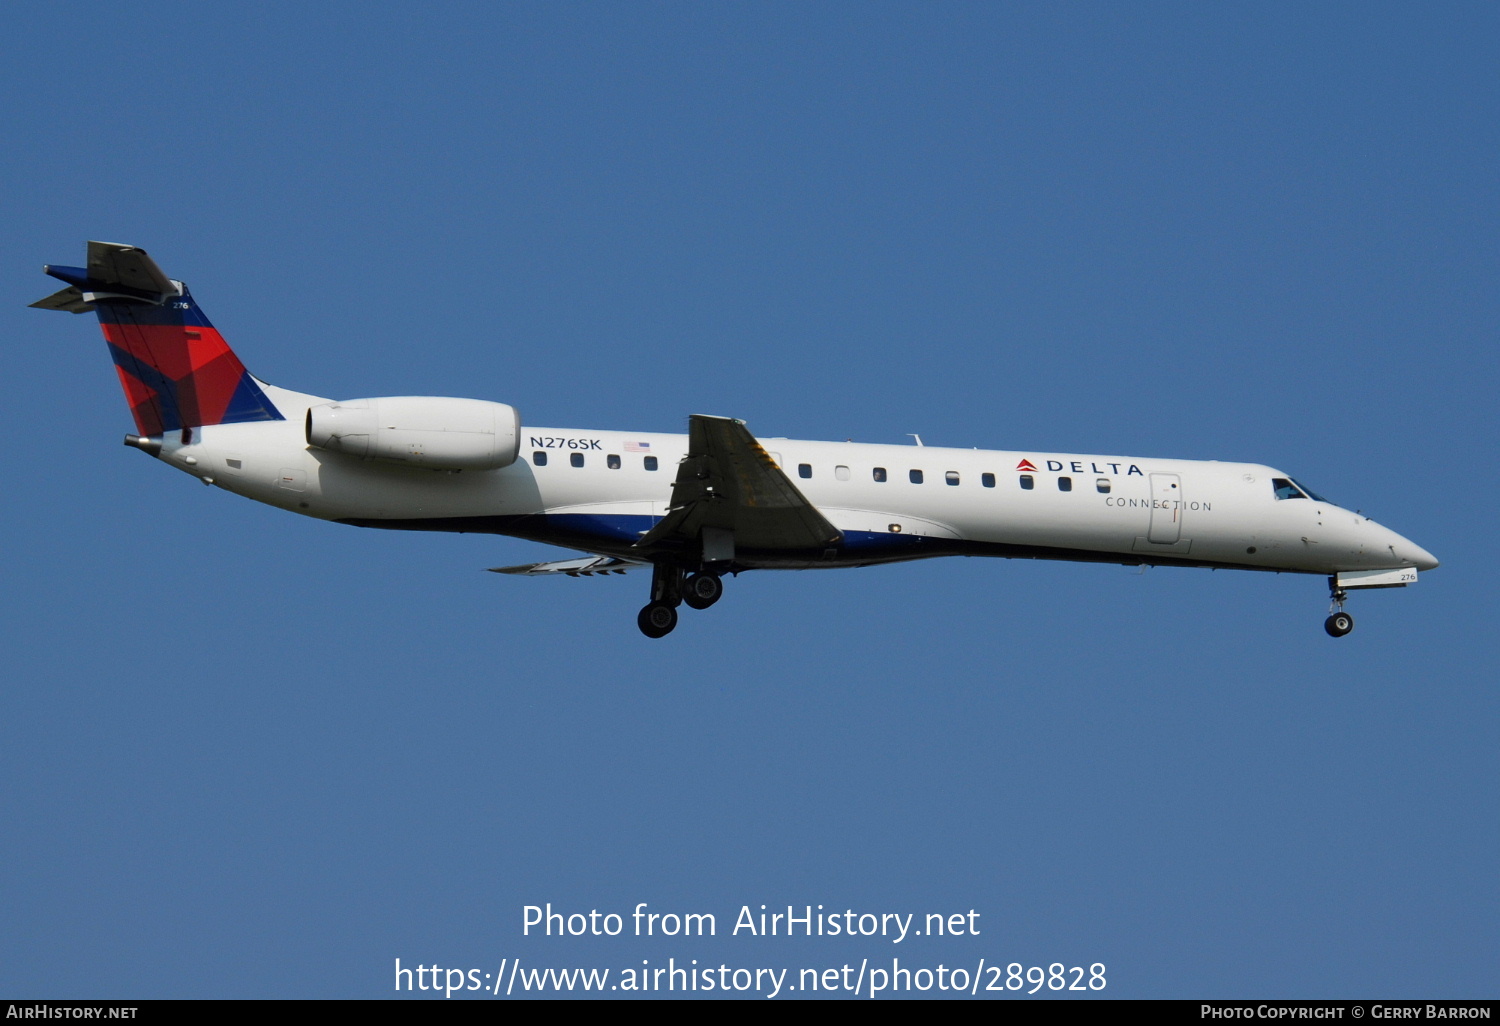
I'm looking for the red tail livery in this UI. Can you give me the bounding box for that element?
[32,241,281,436]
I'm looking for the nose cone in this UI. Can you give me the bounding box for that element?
[1408,542,1440,571]
[1384,523,1439,570]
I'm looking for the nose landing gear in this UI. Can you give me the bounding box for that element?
[1324,611,1354,637]
[637,565,727,637]
[1324,579,1354,637]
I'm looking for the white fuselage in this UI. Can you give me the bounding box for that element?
[150,384,1436,578]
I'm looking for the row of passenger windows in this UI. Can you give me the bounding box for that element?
[533,452,660,471]
[803,464,1111,493]
[533,450,1111,494]
[845,465,994,486]
[1020,474,1112,493]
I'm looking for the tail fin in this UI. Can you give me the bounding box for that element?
[32,241,283,436]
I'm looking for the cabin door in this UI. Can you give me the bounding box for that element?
[1148,473,1183,544]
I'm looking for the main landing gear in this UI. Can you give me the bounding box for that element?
[637,602,678,639]
[638,566,725,638]
[682,571,723,610]
[1324,578,1355,638]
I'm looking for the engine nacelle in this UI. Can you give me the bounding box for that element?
[305,396,521,471]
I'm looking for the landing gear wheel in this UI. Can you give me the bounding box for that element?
[682,572,723,610]
[638,602,678,638]
[1324,612,1355,638]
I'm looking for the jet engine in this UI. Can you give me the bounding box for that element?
[305,397,521,471]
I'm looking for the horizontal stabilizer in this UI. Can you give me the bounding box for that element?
[488,555,648,577]
[29,286,95,314]
[32,242,181,312]
[84,240,177,295]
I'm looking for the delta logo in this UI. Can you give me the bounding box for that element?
[1017,456,1144,476]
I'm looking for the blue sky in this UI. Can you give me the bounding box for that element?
[2,1,1495,999]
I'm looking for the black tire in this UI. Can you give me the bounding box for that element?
[1324,612,1354,638]
[638,602,678,638]
[682,572,723,610]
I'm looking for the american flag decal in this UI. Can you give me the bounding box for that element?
[625,441,651,452]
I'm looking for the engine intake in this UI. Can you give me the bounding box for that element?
[305,397,521,471]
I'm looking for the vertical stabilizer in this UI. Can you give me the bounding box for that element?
[32,242,283,436]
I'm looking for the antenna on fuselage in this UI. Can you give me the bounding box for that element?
[907,434,924,446]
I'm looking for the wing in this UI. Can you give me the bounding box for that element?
[634,414,842,561]
[488,555,647,577]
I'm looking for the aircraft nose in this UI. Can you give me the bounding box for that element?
[1365,519,1438,570]
[1387,525,1439,570]
[1409,542,1439,571]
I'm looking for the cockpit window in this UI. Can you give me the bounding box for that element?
[1273,477,1332,503]
[1290,477,1330,503]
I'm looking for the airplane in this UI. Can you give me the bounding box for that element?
[33,241,1438,639]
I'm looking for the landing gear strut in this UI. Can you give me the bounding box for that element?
[637,563,684,639]
[1324,578,1355,638]
[637,565,728,637]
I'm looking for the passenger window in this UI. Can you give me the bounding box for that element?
[1019,474,1034,490]
[532,451,547,467]
[835,465,850,481]
[909,469,924,484]
[1096,478,1111,493]
[873,467,887,482]
[644,456,658,471]
[981,473,995,488]
[571,453,585,468]
[798,463,812,479]
[1272,478,1305,500]
[607,454,621,470]
[945,471,960,486]
[1058,476,1072,491]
